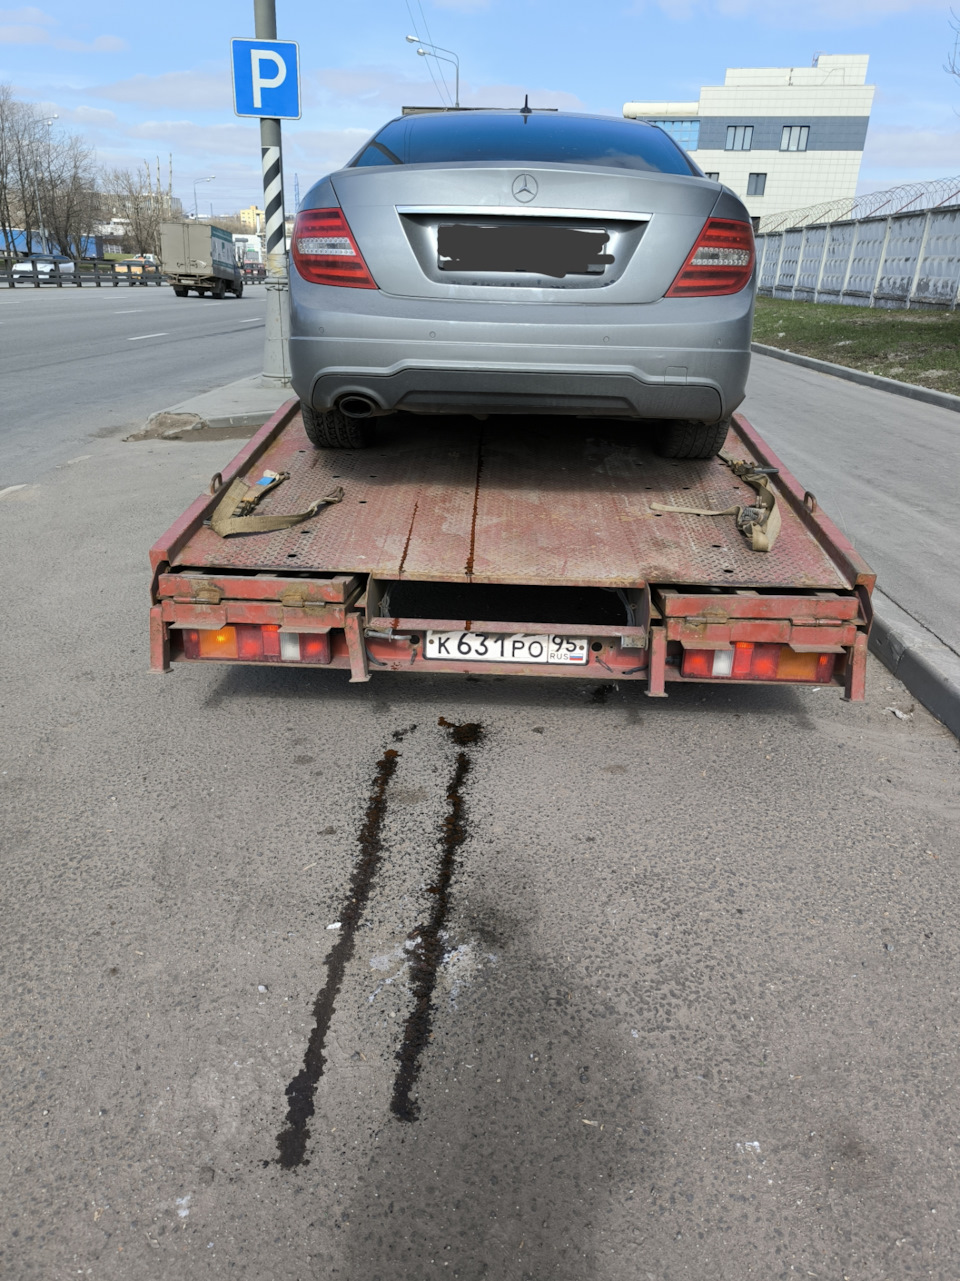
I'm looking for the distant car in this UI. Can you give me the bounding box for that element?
[289,108,756,456]
[115,257,154,274]
[12,255,75,282]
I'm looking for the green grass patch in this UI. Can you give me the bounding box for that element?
[753,295,960,396]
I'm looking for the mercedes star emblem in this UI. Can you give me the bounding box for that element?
[511,173,538,203]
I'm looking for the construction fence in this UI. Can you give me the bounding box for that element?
[756,205,960,310]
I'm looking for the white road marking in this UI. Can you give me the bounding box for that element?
[240,317,264,322]
[0,484,28,499]
[128,332,168,341]
[114,309,143,313]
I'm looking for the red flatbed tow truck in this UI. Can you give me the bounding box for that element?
[149,404,875,700]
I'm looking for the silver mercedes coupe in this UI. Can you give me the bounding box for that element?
[289,107,756,458]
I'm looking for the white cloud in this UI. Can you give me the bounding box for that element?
[862,126,960,172]
[88,69,229,112]
[66,104,119,126]
[460,83,590,111]
[0,6,126,51]
[126,118,257,159]
[313,66,591,115]
[0,20,48,42]
[59,34,126,53]
[639,0,945,22]
[0,5,53,18]
[315,65,428,108]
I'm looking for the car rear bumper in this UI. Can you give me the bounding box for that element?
[289,287,754,423]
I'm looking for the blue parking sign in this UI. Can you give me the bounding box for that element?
[231,38,301,120]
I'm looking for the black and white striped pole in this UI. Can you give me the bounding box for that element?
[254,0,290,384]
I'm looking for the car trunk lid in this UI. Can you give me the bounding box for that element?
[329,164,721,304]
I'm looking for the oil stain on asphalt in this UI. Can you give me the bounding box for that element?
[390,718,484,1122]
[275,742,403,1169]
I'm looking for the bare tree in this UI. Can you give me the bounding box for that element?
[947,10,960,84]
[100,163,176,256]
[0,83,99,260]
[40,131,99,259]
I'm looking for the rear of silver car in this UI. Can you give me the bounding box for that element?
[289,112,755,437]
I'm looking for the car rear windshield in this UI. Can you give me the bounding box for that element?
[349,112,698,175]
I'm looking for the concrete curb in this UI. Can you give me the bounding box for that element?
[133,375,294,440]
[752,343,960,414]
[869,590,960,738]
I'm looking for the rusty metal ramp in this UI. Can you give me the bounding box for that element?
[170,411,853,592]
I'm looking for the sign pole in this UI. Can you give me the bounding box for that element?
[254,0,290,385]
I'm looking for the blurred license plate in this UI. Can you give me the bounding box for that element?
[425,632,588,664]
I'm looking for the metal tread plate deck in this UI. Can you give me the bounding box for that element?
[165,409,856,592]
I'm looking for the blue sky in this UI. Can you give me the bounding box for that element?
[2,0,958,215]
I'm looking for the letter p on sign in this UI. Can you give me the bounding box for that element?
[231,38,301,119]
[251,49,285,108]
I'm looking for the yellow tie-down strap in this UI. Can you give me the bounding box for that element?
[650,455,782,552]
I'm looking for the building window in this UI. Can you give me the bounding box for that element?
[648,119,700,150]
[780,125,810,152]
[725,125,753,151]
[704,172,720,181]
[746,172,767,196]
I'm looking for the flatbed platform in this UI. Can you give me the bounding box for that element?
[150,404,875,698]
[169,411,850,592]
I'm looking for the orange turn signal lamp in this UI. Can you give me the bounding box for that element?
[181,625,331,665]
[681,642,836,683]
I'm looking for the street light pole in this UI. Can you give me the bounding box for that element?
[32,115,58,255]
[255,0,290,385]
[193,175,215,218]
[406,36,460,108]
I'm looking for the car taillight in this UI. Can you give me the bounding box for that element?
[292,208,377,289]
[665,217,755,297]
[181,625,331,664]
[681,643,835,683]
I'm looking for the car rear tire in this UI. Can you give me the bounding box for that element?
[233,281,243,298]
[213,280,226,299]
[653,419,731,460]
[300,403,372,449]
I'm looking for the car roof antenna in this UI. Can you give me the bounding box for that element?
[520,93,532,123]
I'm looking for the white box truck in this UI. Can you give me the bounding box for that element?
[160,222,243,298]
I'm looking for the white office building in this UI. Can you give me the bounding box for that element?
[623,55,874,219]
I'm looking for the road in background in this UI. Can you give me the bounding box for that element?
[0,286,265,484]
[743,353,960,655]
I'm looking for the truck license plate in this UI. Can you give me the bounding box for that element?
[425,632,588,664]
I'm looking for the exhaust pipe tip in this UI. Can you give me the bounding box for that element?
[338,395,379,419]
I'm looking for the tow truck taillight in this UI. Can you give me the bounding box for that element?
[292,208,377,288]
[665,218,755,297]
[681,642,835,683]
[182,626,331,665]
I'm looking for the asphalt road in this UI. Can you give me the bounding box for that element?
[2,399,959,1279]
[0,283,265,484]
[742,355,960,654]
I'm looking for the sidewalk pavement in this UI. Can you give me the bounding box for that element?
[133,375,294,439]
[144,374,960,739]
